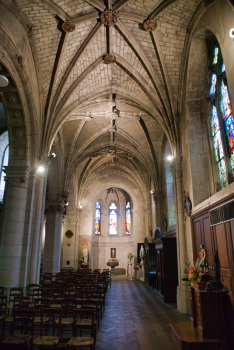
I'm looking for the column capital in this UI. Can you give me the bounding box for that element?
[153,191,163,203]
[171,157,182,169]
[171,157,182,179]
[3,165,31,188]
[45,201,66,214]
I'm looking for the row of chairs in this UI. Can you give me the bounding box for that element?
[0,268,111,349]
[1,307,96,349]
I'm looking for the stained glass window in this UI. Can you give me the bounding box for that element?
[109,202,117,235]
[211,106,227,188]
[125,202,131,234]
[220,81,234,174]
[213,47,219,64]
[208,42,234,189]
[209,73,217,99]
[95,202,101,234]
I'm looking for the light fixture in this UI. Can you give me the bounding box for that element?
[37,165,45,173]
[167,155,173,161]
[64,199,69,206]
[79,205,83,209]
[48,153,56,159]
[229,28,234,38]
[0,75,9,88]
[150,190,154,194]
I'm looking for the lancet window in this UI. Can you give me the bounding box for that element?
[125,201,131,234]
[109,202,117,235]
[95,202,101,234]
[208,43,234,189]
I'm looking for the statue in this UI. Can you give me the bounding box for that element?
[199,244,208,273]
[140,245,144,264]
[83,246,89,264]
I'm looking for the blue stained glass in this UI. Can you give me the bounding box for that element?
[211,105,227,188]
[209,73,217,99]
[220,81,234,174]
[95,202,101,234]
[220,81,232,119]
[213,47,219,64]
[221,64,225,73]
[109,203,117,235]
[125,202,131,234]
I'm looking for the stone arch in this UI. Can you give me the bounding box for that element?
[0,9,41,169]
[184,28,213,207]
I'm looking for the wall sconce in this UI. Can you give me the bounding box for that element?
[0,75,9,88]
[229,28,234,39]
[48,153,56,159]
[79,205,83,209]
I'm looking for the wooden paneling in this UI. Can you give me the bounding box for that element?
[203,216,214,268]
[191,195,234,304]
[215,224,229,269]
[193,220,202,254]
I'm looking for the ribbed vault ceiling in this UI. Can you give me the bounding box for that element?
[13,0,201,194]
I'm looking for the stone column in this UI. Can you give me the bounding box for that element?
[153,191,163,229]
[43,202,65,273]
[28,171,47,284]
[171,157,189,313]
[0,166,31,288]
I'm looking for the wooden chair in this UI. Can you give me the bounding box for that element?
[7,288,23,315]
[68,309,95,350]
[0,287,4,296]
[1,308,34,349]
[33,308,62,347]
[0,296,7,341]
[27,284,40,302]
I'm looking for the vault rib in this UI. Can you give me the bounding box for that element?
[115,20,172,127]
[38,0,70,21]
[113,0,131,11]
[43,22,103,153]
[150,31,177,144]
[84,0,105,11]
[149,0,177,20]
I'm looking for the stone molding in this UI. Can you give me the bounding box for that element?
[4,165,31,188]
[63,217,78,225]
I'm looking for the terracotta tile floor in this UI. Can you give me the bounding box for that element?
[96,275,189,350]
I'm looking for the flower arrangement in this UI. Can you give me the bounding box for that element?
[188,266,200,282]
[134,265,139,269]
[186,259,201,282]
[109,258,118,261]
[128,253,134,263]
[78,253,84,265]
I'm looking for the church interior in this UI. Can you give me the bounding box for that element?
[0,0,234,348]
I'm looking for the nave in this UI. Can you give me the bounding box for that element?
[96,276,189,350]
